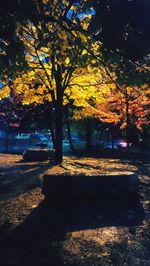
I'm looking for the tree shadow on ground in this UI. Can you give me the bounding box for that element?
[125,158,150,181]
[1,195,145,266]
[0,160,50,200]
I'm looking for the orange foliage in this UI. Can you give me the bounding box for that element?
[95,86,150,130]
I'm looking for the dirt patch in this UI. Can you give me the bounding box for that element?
[0,154,150,266]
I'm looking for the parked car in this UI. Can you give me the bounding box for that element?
[35,143,47,148]
[103,139,132,151]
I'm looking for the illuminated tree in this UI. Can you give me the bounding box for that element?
[1,0,150,162]
[94,84,150,155]
[0,0,100,163]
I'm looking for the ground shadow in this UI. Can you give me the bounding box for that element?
[126,158,150,182]
[1,195,145,266]
[0,160,50,200]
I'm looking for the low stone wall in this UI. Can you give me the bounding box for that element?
[42,173,139,200]
[23,148,55,162]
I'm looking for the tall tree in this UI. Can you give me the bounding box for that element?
[0,0,98,163]
[94,84,150,156]
[1,0,150,162]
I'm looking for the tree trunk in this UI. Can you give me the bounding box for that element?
[5,128,9,153]
[85,120,92,150]
[49,124,56,149]
[54,96,63,164]
[54,69,64,164]
[111,124,115,153]
[65,107,75,152]
[126,98,130,159]
[66,120,75,152]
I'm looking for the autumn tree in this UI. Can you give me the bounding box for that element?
[65,67,115,149]
[85,0,150,155]
[67,66,150,154]
[93,84,150,155]
[0,0,101,163]
[88,0,150,128]
[0,87,24,152]
[1,0,150,161]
